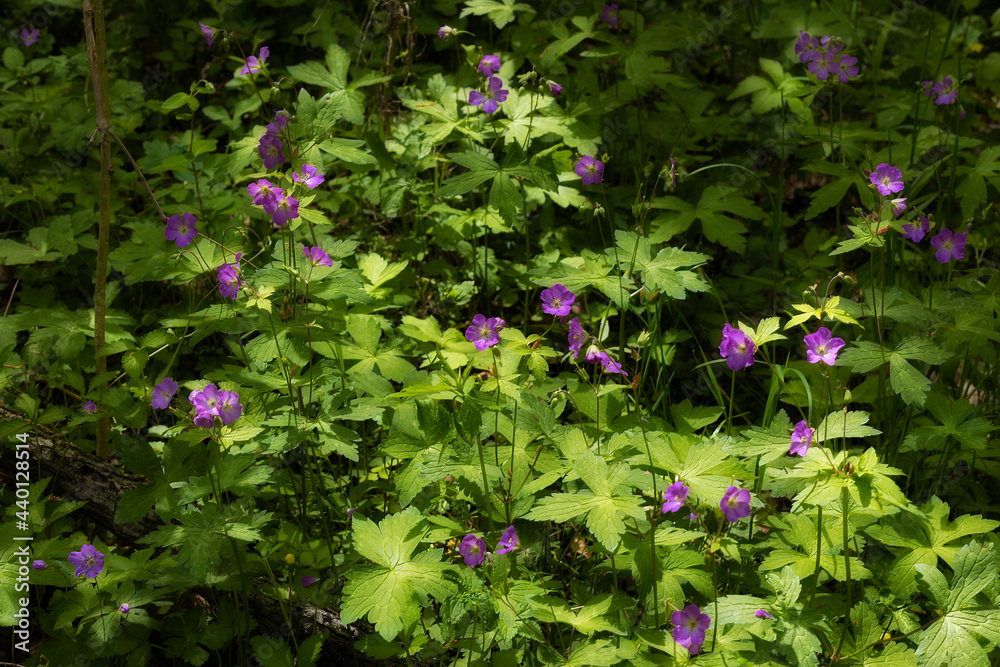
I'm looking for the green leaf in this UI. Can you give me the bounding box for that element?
[814,410,882,443]
[459,0,535,29]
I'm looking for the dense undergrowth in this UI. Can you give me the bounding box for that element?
[2,0,1000,665]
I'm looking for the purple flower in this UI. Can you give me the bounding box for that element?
[662,481,690,513]
[889,197,907,218]
[808,49,840,81]
[241,46,269,75]
[477,54,500,77]
[459,534,487,567]
[720,486,751,522]
[216,390,243,426]
[803,327,845,366]
[248,179,282,213]
[258,135,285,170]
[301,576,319,587]
[347,508,357,520]
[932,77,957,105]
[871,163,904,196]
[120,603,130,614]
[152,377,178,410]
[836,53,859,82]
[790,420,813,457]
[465,314,504,351]
[68,544,104,578]
[198,22,217,48]
[575,156,604,185]
[671,604,711,656]
[568,318,588,356]
[599,352,628,377]
[32,560,46,570]
[193,412,215,429]
[292,164,325,189]
[303,246,334,268]
[165,212,198,248]
[20,28,39,47]
[794,31,820,63]
[921,80,934,96]
[272,193,300,226]
[274,110,290,127]
[930,227,968,264]
[438,25,457,41]
[903,216,930,243]
[82,400,97,414]
[497,526,518,554]
[540,284,575,317]
[719,324,755,371]
[755,609,774,619]
[218,253,242,300]
[190,384,221,416]
[469,76,508,115]
[601,4,619,27]
[547,80,562,96]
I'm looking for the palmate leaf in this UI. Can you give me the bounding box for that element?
[759,513,872,581]
[901,393,995,452]
[341,508,457,641]
[613,231,710,300]
[527,593,631,636]
[801,160,875,219]
[534,250,633,307]
[460,0,535,29]
[915,541,1000,667]
[649,186,765,253]
[839,338,950,408]
[638,433,748,506]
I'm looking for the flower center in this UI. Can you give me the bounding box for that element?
[817,344,826,354]
[85,556,95,567]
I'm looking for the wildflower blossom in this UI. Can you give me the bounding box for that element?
[575,156,604,185]
[257,135,284,170]
[198,22,218,48]
[218,253,242,300]
[469,76,508,114]
[190,384,221,417]
[871,163,904,196]
[165,213,198,248]
[671,604,710,655]
[301,576,319,587]
[33,560,46,570]
[152,377,178,409]
[601,4,619,27]
[931,76,958,105]
[83,400,97,413]
[795,31,820,63]
[719,324,755,371]
[303,246,334,268]
[20,28,39,47]
[889,197,907,218]
[790,420,813,457]
[274,109,290,127]
[568,318,587,356]
[547,80,562,96]
[540,284,575,317]
[120,604,130,614]
[438,25,457,41]
[720,486,751,522]
[600,353,628,377]
[662,481,690,513]
[930,227,967,264]
[808,49,840,81]
[241,46,269,75]
[497,526,518,554]
[272,193,300,226]
[804,327,845,366]
[755,609,775,619]
[216,391,243,425]
[68,544,104,578]
[477,55,500,77]
[459,534,487,567]
[903,216,930,243]
[466,314,504,351]
[292,164,325,189]
[837,53,859,82]
[248,179,281,213]
[584,343,603,364]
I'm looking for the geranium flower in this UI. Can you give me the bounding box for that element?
[790,420,813,457]
[497,526,518,554]
[808,49,840,80]
[662,481,690,513]
[165,212,198,248]
[540,284,575,317]
[198,22,218,48]
[584,342,603,364]
[292,164,325,189]
[547,80,562,96]
[33,560,46,570]
[903,216,930,242]
[889,197,907,218]
[68,544,105,578]
[303,246,334,268]
[258,135,284,170]
[465,314,504,351]
[575,156,604,185]
[803,327,845,365]
[794,31,819,63]
[599,353,628,377]
[930,227,967,264]
[477,54,500,77]
[469,76,508,114]
[82,400,97,413]
[248,179,282,213]
[274,110,291,127]
[719,324,755,371]
[272,193,300,227]
[190,383,221,416]
[568,318,587,356]
[438,25,457,41]
[836,53,859,82]
[755,609,775,619]
[601,4,619,27]
[20,28,39,47]
[720,485,751,522]
[120,604,130,614]
[241,46,269,75]
[152,377,178,409]
[932,76,958,105]
[671,604,711,655]
[870,163,904,196]
[216,390,242,425]
[459,534,487,566]
[218,253,242,300]
[301,576,319,587]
